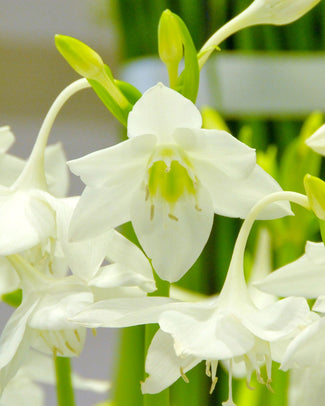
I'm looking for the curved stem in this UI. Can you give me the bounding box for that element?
[220,191,310,301]
[15,78,91,190]
[198,4,258,69]
[54,355,75,406]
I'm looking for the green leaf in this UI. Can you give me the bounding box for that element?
[171,12,200,103]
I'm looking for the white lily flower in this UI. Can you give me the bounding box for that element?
[71,191,311,405]
[0,254,93,394]
[68,83,289,282]
[0,79,90,256]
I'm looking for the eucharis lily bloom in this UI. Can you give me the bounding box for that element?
[71,191,311,405]
[0,79,90,256]
[68,83,289,282]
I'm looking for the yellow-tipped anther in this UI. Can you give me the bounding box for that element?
[304,174,325,220]
[55,35,105,80]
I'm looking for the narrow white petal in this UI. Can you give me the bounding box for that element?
[0,375,44,406]
[142,330,200,394]
[68,184,133,241]
[0,297,38,370]
[68,134,155,188]
[195,162,291,220]
[256,244,325,298]
[128,83,202,142]
[71,297,175,328]
[174,128,256,179]
[0,154,24,186]
[130,186,214,282]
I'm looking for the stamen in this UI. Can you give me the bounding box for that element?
[266,379,274,393]
[92,328,97,337]
[209,377,218,394]
[180,367,189,383]
[205,361,211,377]
[150,204,155,220]
[195,204,202,212]
[65,341,77,354]
[168,213,179,221]
[145,186,149,201]
[222,360,236,406]
[74,329,81,342]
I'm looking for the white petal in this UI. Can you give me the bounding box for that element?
[0,191,54,255]
[68,185,133,241]
[130,185,214,282]
[68,134,155,188]
[0,126,15,152]
[44,143,69,197]
[256,244,325,298]
[103,229,154,291]
[305,241,325,264]
[306,123,325,155]
[128,83,202,143]
[141,330,200,394]
[71,297,175,328]
[0,374,44,406]
[195,162,291,220]
[90,263,155,292]
[241,297,311,341]
[312,295,325,313]
[29,288,93,330]
[0,154,24,187]
[159,309,255,360]
[281,316,325,370]
[174,128,256,179]
[0,257,20,296]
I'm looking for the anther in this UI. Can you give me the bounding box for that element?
[65,341,77,354]
[168,213,178,221]
[74,329,81,342]
[209,377,218,394]
[195,204,202,212]
[145,186,149,201]
[92,328,97,337]
[180,367,189,383]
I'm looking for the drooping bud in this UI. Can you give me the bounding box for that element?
[55,35,105,80]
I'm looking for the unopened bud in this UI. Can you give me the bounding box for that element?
[304,174,325,220]
[306,123,325,156]
[158,10,183,67]
[55,35,105,80]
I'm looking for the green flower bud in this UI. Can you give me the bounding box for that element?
[55,35,105,80]
[304,174,325,220]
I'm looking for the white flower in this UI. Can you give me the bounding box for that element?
[68,83,289,282]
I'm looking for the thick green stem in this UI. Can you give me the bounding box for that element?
[54,355,75,406]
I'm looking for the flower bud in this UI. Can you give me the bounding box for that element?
[304,174,325,220]
[55,35,105,80]
[158,10,183,68]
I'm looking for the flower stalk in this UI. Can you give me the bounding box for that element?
[54,355,75,406]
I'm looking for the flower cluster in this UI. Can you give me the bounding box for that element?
[1,1,324,405]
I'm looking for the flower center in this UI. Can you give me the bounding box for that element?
[146,146,198,220]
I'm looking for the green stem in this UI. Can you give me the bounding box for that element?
[54,355,75,406]
[144,271,170,406]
